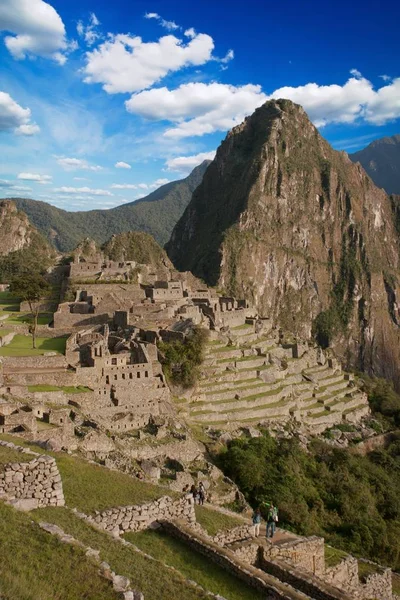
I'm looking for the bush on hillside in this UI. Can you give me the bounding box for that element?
[158,327,208,388]
[217,432,400,569]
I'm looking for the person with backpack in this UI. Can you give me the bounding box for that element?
[198,481,206,505]
[252,507,262,537]
[266,503,278,539]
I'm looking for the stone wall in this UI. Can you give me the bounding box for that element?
[1,355,68,369]
[89,495,196,535]
[357,560,392,600]
[264,536,326,578]
[324,555,359,594]
[0,440,64,509]
[0,332,14,347]
[163,520,323,600]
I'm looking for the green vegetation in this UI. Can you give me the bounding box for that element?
[4,312,53,326]
[324,545,348,568]
[194,505,244,536]
[27,385,91,394]
[357,560,382,581]
[0,227,54,283]
[12,162,209,252]
[31,507,209,600]
[0,502,119,600]
[217,432,400,569]
[159,327,209,388]
[360,375,400,430]
[0,446,26,469]
[392,573,400,595]
[102,231,167,265]
[127,528,264,600]
[0,335,66,356]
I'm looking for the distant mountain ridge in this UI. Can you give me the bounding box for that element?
[9,161,210,253]
[350,134,400,194]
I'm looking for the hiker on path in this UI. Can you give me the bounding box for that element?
[190,484,199,504]
[266,504,278,539]
[252,508,262,537]
[198,482,206,505]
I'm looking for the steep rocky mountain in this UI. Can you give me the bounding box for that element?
[350,134,400,194]
[0,201,55,281]
[9,161,210,253]
[167,99,400,386]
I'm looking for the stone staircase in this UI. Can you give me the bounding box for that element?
[179,329,369,432]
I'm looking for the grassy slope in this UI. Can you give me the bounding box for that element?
[0,503,119,600]
[128,528,265,600]
[12,161,210,252]
[194,505,244,536]
[32,507,209,600]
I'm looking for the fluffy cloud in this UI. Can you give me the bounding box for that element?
[0,179,31,192]
[83,31,215,94]
[0,0,70,64]
[17,173,52,184]
[126,82,267,138]
[267,72,400,127]
[166,151,216,173]
[111,178,170,191]
[77,13,101,46]
[150,178,170,187]
[54,186,113,196]
[115,161,131,169]
[56,157,102,171]
[144,12,179,31]
[0,92,40,135]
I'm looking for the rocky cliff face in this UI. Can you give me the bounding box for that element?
[167,100,400,386]
[350,134,400,195]
[0,200,35,255]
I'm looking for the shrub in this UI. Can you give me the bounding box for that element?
[158,327,208,388]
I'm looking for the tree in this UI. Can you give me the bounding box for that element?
[9,274,51,349]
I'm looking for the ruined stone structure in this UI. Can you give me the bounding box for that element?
[0,440,64,508]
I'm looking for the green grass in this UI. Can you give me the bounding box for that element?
[0,328,12,337]
[3,313,53,326]
[27,385,91,394]
[0,445,26,469]
[230,324,252,330]
[0,502,119,600]
[392,573,400,595]
[31,507,209,600]
[357,560,382,582]
[325,545,349,568]
[0,335,66,356]
[194,505,244,536]
[127,528,264,600]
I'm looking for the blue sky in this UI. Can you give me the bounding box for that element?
[0,0,399,210]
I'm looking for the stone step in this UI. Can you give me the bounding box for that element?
[201,373,305,402]
[303,364,331,378]
[315,379,349,399]
[198,376,260,393]
[190,384,298,414]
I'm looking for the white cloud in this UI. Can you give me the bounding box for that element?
[126,82,267,138]
[83,31,215,94]
[77,12,101,46]
[0,0,71,63]
[56,157,103,171]
[150,178,170,187]
[73,177,89,181]
[17,172,52,184]
[115,161,131,169]
[110,183,138,190]
[0,91,40,135]
[0,181,32,191]
[267,72,400,127]
[54,186,113,196]
[144,12,179,31]
[379,75,391,82]
[166,151,215,173]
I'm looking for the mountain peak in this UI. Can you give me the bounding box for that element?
[166,101,400,389]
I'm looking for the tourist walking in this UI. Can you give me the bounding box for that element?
[252,508,262,537]
[190,484,198,504]
[266,503,278,539]
[198,481,206,505]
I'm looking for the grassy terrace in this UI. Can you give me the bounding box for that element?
[27,385,91,394]
[128,528,264,600]
[0,334,67,356]
[194,505,244,536]
[0,445,26,470]
[357,560,383,582]
[325,545,348,568]
[0,503,119,600]
[0,436,170,513]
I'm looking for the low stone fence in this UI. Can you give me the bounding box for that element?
[0,332,14,347]
[0,440,64,509]
[191,521,253,546]
[264,536,326,578]
[357,559,392,600]
[259,552,351,600]
[2,354,68,370]
[89,495,196,535]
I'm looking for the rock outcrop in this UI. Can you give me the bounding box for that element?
[166,100,400,387]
